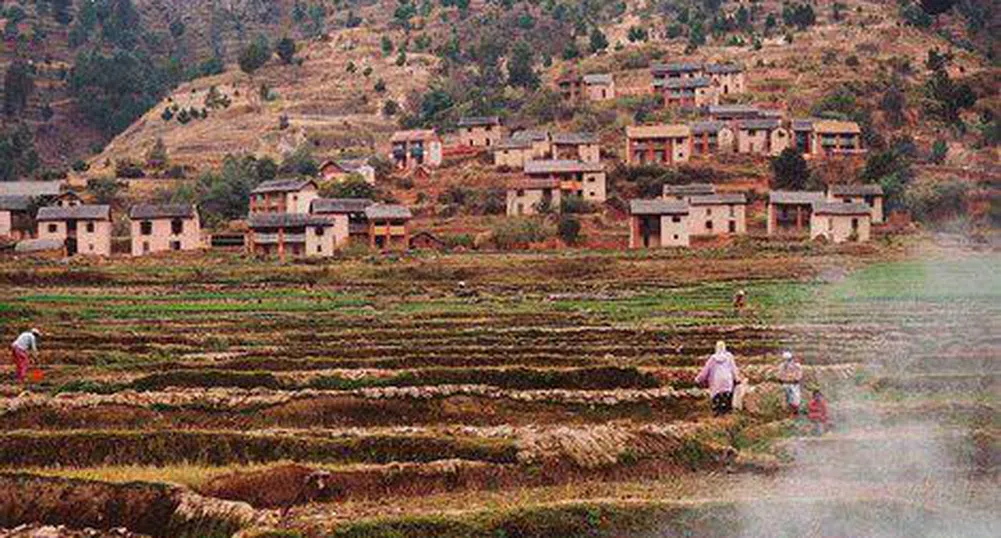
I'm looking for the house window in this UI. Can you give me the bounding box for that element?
[728,221,736,233]
[672,216,681,223]
[728,205,735,217]
[851,218,859,230]
[140,221,153,235]
[706,220,713,230]
[143,241,150,253]
[828,218,833,231]
[85,222,95,233]
[317,245,322,253]
[516,189,525,197]
[706,208,712,216]
[315,226,324,236]
[48,223,57,233]
[171,219,184,234]
[88,244,94,252]
[673,234,679,240]
[170,241,181,251]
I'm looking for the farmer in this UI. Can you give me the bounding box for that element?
[695,340,741,416]
[10,328,40,383]
[733,289,746,315]
[777,351,804,415]
[807,389,829,435]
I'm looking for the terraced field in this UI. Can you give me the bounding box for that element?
[0,244,997,537]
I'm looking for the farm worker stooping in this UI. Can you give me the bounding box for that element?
[10,328,40,383]
[695,340,741,416]
[778,351,804,415]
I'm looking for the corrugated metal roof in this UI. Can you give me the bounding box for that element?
[653,77,712,89]
[0,181,64,197]
[663,183,715,196]
[769,191,825,205]
[365,203,412,220]
[630,199,690,215]
[36,205,111,221]
[247,213,334,228]
[524,160,604,174]
[551,132,598,145]
[689,193,747,205]
[128,204,196,219]
[812,202,873,216]
[829,184,883,196]
[0,195,32,211]
[626,124,691,139]
[458,116,501,127]
[251,178,315,194]
[311,198,374,214]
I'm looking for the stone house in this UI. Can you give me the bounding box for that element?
[0,196,33,240]
[625,124,692,165]
[310,197,373,245]
[663,183,716,201]
[128,204,201,256]
[582,73,616,101]
[550,132,600,163]
[705,63,745,95]
[828,184,884,224]
[686,193,748,235]
[735,118,791,156]
[654,77,718,108]
[458,116,503,148]
[246,213,344,258]
[390,129,443,169]
[524,160,606,202]
[494,138,537,169]
[506,178,561,216]
[767,191,826,235]
[793,119,864,157]
[250,179,318,214]
[366,203,412,249]
[690,121,735,156]
[319,159,376,185]
[811,202,872,243]
[629,199,690,248]
[36,205,112,256]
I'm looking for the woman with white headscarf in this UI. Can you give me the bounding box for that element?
[694,340,740,416]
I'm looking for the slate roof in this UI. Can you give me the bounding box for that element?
[651,62,703,74]
[511,130,550,142]
[496,138,534,150]
[0,181,63,197]
[128,204,196,220]
[390,129,438,143]
[704,63,743,74]
[629,199,690,216]
[829,184,884,196]
[0,195,32,211]
[812,202,873,216]
[653,77,712,89]
[551,132,598,145]
[707,105,761,117]
[524,160,604,174]
[36,205,111,221]
[251,178,315,194]
[311,198,374,214]
[365,204,412,220]
[690,121,729,135]
[247,213,334,228]
[769,191,825,205]
[458,116,501,127]
[663,183,716,196]
[688,193,747,205]
[737,118,783,130]
[582,73,613,85]
[791,118,817,131]
[626,124,690,139]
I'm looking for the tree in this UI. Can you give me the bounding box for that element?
[930,139,948,164]
[52,0,73,25]
[146,138,169,169]
[69,49,171,136]
[627,26,648,42]
[919,0,955,16]
[771,148,809,190]
[881,84,906,127]
[589,28,609,54]
[322,175,376,199]
[3,59,34,117]
[558,215,582,245]
[239,35,271,76]
[276,37,296,65]
[507,40,539,90]
[255,157,278,183]
[0,124,39,181]
[86,177,122,205]
[925,69,976,125]
[381,36,394,56]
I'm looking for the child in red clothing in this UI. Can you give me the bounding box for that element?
[807,389,829,435]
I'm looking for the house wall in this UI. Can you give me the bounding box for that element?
[711,72,745,95]
[810,214,871,243]
[552,143,600,163]
[130,216,201,256]
[660,214,690,246]
[582,172,607,202]
[827,193,884,224]
[767,203,814,235]
[625,136,690,165]
[304,223,337,256]
[695,87,719,107]
[460,126,502,148]
[426,140,443,166]
[0,211,10,237]
[506,188,560,216]
[737,128,789,155]
[688,204,747,235]
[494,147,533,168]
[585,82,615,101]
[369,220,410,249]
[285,185,318,214]
[39,220,111,256]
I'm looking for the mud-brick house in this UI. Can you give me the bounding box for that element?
[828,184,884,224]
[735,118,790,156]
[524,160,607,202]
[506,178,561,216]
[250,179,318,214]
[687,193,748,236]
[650,62,704,82]
[556,72,584,101]
[319,159,376,185]
[128,204,201,256]
[0,196,33,240]
[663,183,716,201]
[494,130,553,169]
[705,63,746,95]
[458,116,503,148]
[810,202,872,243]
[582,74,616,101]
[36,205,112,256]
[365,204,412,249]
[628,199,690,248]
[551,132,600,163]
[390,129,443,169]
[311,198,373,245]
[690,121,735,156]
[767,191,826,236]
[625,125,692,166]
[653,77,718,108]
[246,213,344,258]
[793,119,864,157]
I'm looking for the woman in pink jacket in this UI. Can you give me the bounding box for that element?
[695,340,740,416]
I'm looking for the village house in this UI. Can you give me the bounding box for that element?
[793,119,864,157]
[494,131,552,169]
[311,197,373,245]
[246,213,344,258]
[250,178,318,214]
[390,129,443,169]
[767,191,826,235]
[628,199,690,248]
[319,159,376,185]
[54,190,83,207]
[653,77,718,108]
[524,160,607,202]
[828,184,885,224]
[650,62,704,81]
[625,125,692,166]
[556,73,616,102]
[690,121,735,156]
[811,202,872,243]
[686,193,748,236]
[36,205,112,256]
[128,204,201,256]
[735,118,791,156]
[457,116,503,148]
[0,196,33,240]
[556,73,584,101]
[550,132,600,163]
[663,183,716,201]
[366,203,412,249]
[705,63,745,95]
[506,178,561,216]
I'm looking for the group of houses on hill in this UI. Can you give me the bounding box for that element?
[628,183,883,248]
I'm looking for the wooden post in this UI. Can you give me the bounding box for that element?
[795,206,803,232]
[277,226,285,262]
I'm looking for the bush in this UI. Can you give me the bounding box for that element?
[374,79,386,93]
[560,194,592,214]
[114,159,145,178]
[558,215,582,245]
[86,176,122,204]
[903,177,968,222]
[930,139,948,164]
[276,37,296,64]
[383,99,399,117]
[71,159,89,172]
[771,148,809,190]
[491,218,552,250]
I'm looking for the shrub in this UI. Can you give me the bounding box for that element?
[374,79,386,92]
[71,159,89,172]
[238,35,271,76]
[771,148,809,190]
[903,177,968,222]
[114,159,145,178]
[87,176,122,204]
[491,218,552,250]
[276,37,296,64]
[560,194,592,214]
[558,215,582,245]
[930,139,948,164]
[383,99,399,116]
